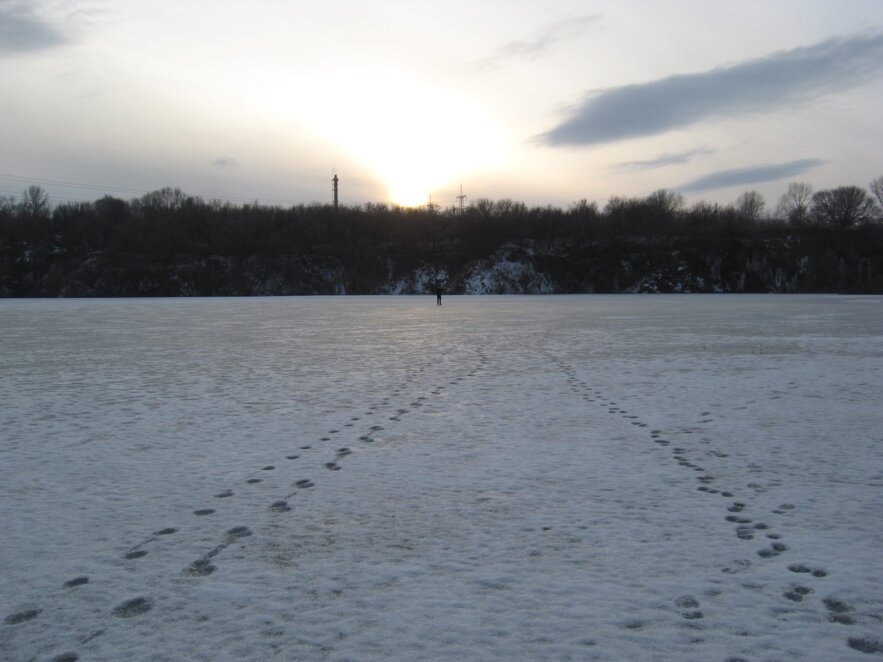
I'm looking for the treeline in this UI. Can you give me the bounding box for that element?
[3,180,883,250]
[2,180,883,295]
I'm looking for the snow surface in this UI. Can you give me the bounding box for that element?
[1,294,882,661]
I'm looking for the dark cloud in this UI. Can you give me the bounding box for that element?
[213,157,239,168]
[680,159,825,192]
[473,15,600,70]
[0,2,67,55]
[540,33,883,147]
[615,148,714,172]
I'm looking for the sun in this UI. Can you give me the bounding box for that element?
[388,179,435,209]
[289,72,506,206]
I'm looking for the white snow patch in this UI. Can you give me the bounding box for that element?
[1,295,881,661]
[463,250,552,294]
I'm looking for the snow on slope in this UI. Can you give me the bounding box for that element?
[1,295,882,661]
[461,251,553,295]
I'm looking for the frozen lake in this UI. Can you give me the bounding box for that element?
[2,295,882,661]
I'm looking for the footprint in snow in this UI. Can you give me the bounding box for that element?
[757,542,788,558]
[4,609,41,625]
[847,638,883,654]
[726,515,752,524]
[783,586,813,602]
[788,563,827,578]
[735,526,754,540]
[721,559,751,574]
[185,527,252,577]
[112,597,152,618]
[124,550,147,560]
[193,509,215,516]
[674,595,703,619]
[246,478,261,484]
[824,598,856,624]
[64,576,89,588]
[215,489,234,498]
[51,653,79,662]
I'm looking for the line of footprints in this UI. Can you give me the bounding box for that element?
[3,349,491,662]
[552,356,882,658]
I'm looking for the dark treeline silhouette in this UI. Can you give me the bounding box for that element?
[2,181,882,296]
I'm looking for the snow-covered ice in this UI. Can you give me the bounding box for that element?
[1,294,882,661]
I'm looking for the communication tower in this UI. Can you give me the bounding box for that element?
[332,174,339,209]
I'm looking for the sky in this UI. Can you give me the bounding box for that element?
[1,0,882,210]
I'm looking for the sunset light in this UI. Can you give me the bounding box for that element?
[290,73,507,207]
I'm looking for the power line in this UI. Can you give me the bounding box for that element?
[0,172,313,206]
[0,173,149,196]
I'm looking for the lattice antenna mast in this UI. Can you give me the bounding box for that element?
[426,193,438,214]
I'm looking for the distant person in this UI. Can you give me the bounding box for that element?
[435,284,443,306]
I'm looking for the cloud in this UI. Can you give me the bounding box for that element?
[614,148,715,172]
[0,2,67,54]
[680,158,825,192]
[473,15,600,70]
[213,157,239,168]
[540,33,883,147]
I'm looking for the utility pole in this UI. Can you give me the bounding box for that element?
[332,174,339,209]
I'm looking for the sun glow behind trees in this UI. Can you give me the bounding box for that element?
[284,73,507,207]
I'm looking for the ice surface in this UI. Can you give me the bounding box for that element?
[1,295,882,661]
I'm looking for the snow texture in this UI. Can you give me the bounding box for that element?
[1,294,882,661]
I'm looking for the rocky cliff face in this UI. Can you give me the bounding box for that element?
[2,234,881,296]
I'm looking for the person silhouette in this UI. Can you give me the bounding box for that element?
[435,284,443,306]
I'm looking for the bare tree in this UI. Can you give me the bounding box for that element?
[870,176,883,210]
[568,198,599,217]
[0,195,17,217]
[776,182,813,225]
[470,197,496,220]
[735,190,765,223]
[138,186,188,212]
[811,186,878,229]
[645,189,685,217]
[19,185,50,219]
